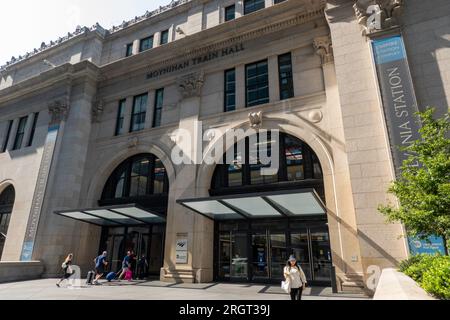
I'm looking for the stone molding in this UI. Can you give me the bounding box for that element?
[313,35,333,65]
[353,0,404,36]
[92,99,104,123]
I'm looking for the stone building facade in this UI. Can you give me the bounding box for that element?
[0,0,449,293]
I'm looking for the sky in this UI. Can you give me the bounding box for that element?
[0,0,170,66]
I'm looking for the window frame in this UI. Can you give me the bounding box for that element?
[152,88,164,128]
[278,52,294,101]
[243,0,265,15]
[224,68,236,112]
[160,30,169,45]
[27,112,39,147]
[245,59,269,108]
[125,43,134,57]
[130,94,148,133]
[224,4,236,22]
[12,116,28,151]
[139,36,154,52]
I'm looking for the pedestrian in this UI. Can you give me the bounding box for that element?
[93,251,108,285]
[118,251,132,280]
[56,253,74,287]
[284,255,307,301]
[137,254,149,280]
[130,250,137,279]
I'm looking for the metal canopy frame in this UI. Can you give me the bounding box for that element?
[54,203,166,227]
[177,188,327,221]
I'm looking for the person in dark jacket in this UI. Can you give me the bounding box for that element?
[137,254,149,280]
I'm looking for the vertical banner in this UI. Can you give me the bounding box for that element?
[20,125,60,261]
[372,35,444,255]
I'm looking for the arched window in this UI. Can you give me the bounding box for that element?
[102,154,168,201]
[0,185,15,259]
[211,133,324,197]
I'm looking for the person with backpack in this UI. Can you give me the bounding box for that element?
[283,255,307,301]
[93,251,108,285]
[56,253,74,287]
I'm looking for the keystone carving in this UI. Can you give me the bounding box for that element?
[354,0,404,35]
[249,111,263,129]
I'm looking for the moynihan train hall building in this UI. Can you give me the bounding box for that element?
[0,0,449,294]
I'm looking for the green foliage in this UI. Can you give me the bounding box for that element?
[421,256,450,300]
[378,108,450,246]
[400,254,450,300]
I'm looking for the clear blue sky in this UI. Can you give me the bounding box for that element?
[0,0,169,66]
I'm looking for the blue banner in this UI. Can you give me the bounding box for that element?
[408,236,446,255]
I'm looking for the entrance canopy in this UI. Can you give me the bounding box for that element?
[55,204,165,227]
[177,189,327,221]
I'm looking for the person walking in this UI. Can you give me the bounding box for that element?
[56,253,74,287]
[93,251,108,285]
[118,251,132,280]
[284,255,307,301]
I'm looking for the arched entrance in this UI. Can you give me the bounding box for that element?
[0,185,15,260]
[98,153,169,278]
[179,132,332,285]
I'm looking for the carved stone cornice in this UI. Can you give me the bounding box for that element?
[92,99,104,123]
[177,71,205,99]
[354,0,404,36]
[48,99,70,125]
[313,36,333,65]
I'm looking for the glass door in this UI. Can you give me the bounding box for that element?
[269,233,287,281]
[290,231,312,281]
[310,228,332,282]
[219,232,231,278]
[251,232,269,280]
[231,233,248,280]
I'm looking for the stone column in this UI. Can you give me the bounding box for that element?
[314,34,366,292]
[161,71,214,283]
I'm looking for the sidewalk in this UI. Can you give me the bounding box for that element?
[0,279,370,300]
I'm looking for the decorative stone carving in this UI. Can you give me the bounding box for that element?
[313,36,333,65]
[308,110,323,123]
[177,71,205,99]
[249,111,263,129]
[354,0,404,35]
[48,99,70,125]
[92,100,104,123]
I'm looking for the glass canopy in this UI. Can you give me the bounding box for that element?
[55,204,165,227]
[177,189,326,221]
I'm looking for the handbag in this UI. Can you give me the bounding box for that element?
[281,280,291,294]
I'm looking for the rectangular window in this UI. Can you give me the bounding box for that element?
[224,69,236,112]
[115,99,127,136]
[140,36,154,52]
[278,52,294,100]
[125,43,133,57]
[130,94,148,132]
[13,116,28,150]
[274,0,287,4]
[1,120,13,153]
[225,5,236,21]
[160,30,169,45]
[27,112,39,147]
[246,60,269,107]
[153,88,164,128]
[244,0,265,15]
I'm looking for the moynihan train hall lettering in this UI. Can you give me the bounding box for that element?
[147,43,245,79]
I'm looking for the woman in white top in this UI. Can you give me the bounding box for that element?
[284,255,307,300]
